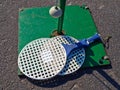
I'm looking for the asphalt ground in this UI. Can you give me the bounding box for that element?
[0,0,120,90]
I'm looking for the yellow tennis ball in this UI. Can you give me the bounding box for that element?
[49,6,62,18]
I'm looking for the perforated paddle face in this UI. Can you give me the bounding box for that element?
[51,36,85,75]
[18,38,66,80]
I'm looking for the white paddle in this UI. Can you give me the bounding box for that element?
[18,38,67,80]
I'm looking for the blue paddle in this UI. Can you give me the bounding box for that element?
[62,33,101,56]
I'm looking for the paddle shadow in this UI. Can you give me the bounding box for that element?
[27,69,86,87]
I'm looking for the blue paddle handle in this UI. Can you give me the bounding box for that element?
[63,33,101,56]
[77,33,101,47]
[87,33,101,44]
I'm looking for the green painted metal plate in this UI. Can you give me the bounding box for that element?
[18,5,110,76]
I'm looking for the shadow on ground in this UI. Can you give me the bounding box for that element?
[18,42,120,89]
[26,65,120,90]
[18,43,120,89]
[26,51,120,89]
[27,69,85,87]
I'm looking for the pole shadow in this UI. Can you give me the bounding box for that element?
[86,47,120,90]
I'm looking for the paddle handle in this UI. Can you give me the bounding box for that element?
[87,33,101,44]
[79,33,101,47]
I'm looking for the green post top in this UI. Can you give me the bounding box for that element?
[57,0,66,34]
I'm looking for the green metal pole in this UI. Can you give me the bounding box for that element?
[57,0,66,34]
